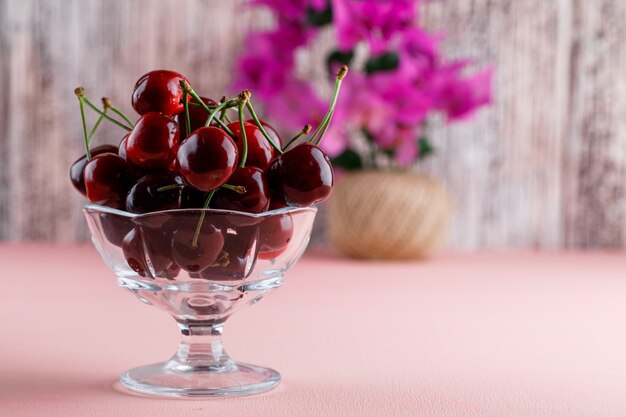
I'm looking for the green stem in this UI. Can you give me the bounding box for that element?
[206,99,236,128]
[182,90,191,135]
[81,95,132,131]
[283,124,312,151]
[156,184,184,192]
[238,101,248,168]
[103,97,135,128]
[75,89,91,160]
[222,184,246,194]
[191,190,216,248]
[245,100,283,154]
[179,80,236,136]
[88,107,107,144]
[311,65,348,145]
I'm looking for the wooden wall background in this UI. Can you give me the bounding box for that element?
[0,0,625,249]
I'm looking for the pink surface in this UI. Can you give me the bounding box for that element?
[1,245,626,416]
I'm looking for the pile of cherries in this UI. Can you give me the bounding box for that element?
[70,68,347,280]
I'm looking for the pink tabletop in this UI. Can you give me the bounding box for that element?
[1,245,625,416]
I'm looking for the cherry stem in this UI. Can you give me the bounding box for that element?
[75,88,132,132]
[222,184,247,194]
[87,102,108,144]
[205,99,237,128]
[102,97,134,128]
[283,124,312,151]
[75,87,91,160]
[219,96,232,123]
[187,101,216,109]
[156,184,184,192]
[191,189,216,248]
[182,90,191,135]
[311,65,348,145]
[179,80,236,136]
[245,98,283,154]
[238,92,250,168]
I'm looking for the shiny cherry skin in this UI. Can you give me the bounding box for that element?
[122,226,176,278]
[83,153,133,209]
[175,96,218,138]
[267,143,333,206]
[132,70,188,116]
[247,118,282,148]
[212,167,270,214]
[125,112,179,169]
[126,171,184,214]
[227,122,274,170]
[198,225,259,281]
[69,145,119,195]
[100,213,134,247]
[171,221,225,273]
[258,213,293,258]
[176,126,239,192]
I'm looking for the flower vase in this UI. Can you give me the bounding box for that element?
[327,171,453,260]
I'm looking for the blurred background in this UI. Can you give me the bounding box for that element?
[0,0,624,250]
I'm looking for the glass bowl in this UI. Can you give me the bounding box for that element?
[83,203,317,397]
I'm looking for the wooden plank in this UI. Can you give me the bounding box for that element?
[419,0,571,249]
[563,0,626,248]
[0,1,10,240]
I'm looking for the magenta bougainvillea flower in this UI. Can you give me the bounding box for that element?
[332,0,417,54]
[234,0,493,168]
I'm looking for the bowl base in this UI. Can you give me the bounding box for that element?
[120,360,281,398]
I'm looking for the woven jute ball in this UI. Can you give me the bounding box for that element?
[327,171,453,260]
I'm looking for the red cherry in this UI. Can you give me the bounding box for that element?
[212,167,270,214]
[175,96,218,138]
[180,186,209,209]
[99,213,134,248]
[171,220,225,273]
[259,213,293,255]
[83,153,133,209]
[126,172,184,214]
[131,70,188,116]
[198,225,259,281]
[176,126,238,192]
[267,143,333,206]
[69,145,119,196]
[125,112,179,169]
[247,119,282,148]
[122,226,176,278]
[227,122,274,170]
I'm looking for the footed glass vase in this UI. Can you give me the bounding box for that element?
[84,204,316,397]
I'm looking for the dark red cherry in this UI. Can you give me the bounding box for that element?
[175,96,218,138]
[122,228,148,276]
[212,167,270,214]
[247,119,282,148]
[176,126,238,192]
[199,225,259,281]
[83,153,133,208]
[227,122,274,170]
[125,112,179,169]
[132,70,188,116]
[259,213,293,254]
[100,213,134,247]
[126,172,184,214]
[171,220,225,273]
[267,143,333,206]
[180,186,209,208]
[269,196,288,210]
[122,225,176,278]
[69,145,119,196]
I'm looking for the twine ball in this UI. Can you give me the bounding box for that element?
[327,171,453,260]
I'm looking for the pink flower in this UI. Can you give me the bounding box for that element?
[332,0,417,54]
[427,64,494,121]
